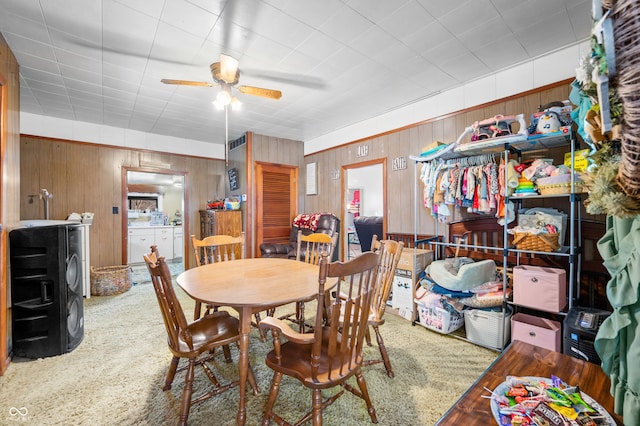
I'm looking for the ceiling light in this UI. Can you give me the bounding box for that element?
[215,90,231,106]
[231,97,242,111]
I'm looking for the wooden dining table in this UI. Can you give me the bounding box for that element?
[176,257,322,426]
[435,340,623,425]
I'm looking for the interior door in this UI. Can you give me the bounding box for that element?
[255,163,298,258]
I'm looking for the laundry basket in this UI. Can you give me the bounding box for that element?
[90,265,132,296]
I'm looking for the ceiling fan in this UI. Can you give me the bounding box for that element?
[161,54,282,165]
[160,53,282,105]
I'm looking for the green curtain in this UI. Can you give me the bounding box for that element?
[595,215,640,425]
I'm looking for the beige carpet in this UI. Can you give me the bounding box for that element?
[0,282,497,425]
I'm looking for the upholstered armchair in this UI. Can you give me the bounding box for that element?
[260,213,340,261]
[353,216,383,252]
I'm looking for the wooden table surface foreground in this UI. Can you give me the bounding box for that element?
[436,340,623,425]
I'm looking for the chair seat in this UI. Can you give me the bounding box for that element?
[177,311,240,354]
[264,330,362,390]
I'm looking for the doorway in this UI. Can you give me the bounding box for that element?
[255,162,298,258]
[121,168,188,267]
[342,159,386,260]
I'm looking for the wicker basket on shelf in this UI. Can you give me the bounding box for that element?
[511,232,560,252]
[537,181,584,195]
[90,265,132,296]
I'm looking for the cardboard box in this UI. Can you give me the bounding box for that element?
[465,307,512,350]
[511,313,561,352]
[390,249,433,320]
[513,265,567,313]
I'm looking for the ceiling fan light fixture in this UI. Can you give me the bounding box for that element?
[220,54,240,83]
[231,97,242,111]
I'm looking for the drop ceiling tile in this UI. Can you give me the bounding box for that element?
[415,0,459,19]
[20,94,44,111]
[134,90,170,107]
[40,0,102,44]
[378,1,436,42]
[13,53,60,75]
[515,10,577,57]
[291,30,344,64]
[2,33,56,61]
[0,12,50,44]
[103,87,138,104]
[423,38,471,69]
[23,79,67,96]
[457,16,514,53]
[103,51,160,77]
[64,79,103,95]
[183,0,226,15]
[0,0,45,22]
[439,0,497,36]
[350,27,405,71]
[58,64,102,86]
[20,67,65,85]
[53,48,102,75]
[410,65,457,92]
[346,0,412,24]
[41,105,76,120]
[473,35,529,71]
[276,50,318,75]
[160,0,218,38]
[100,77,138,95]
[250,4,313,50]
[500,1,567,32]
[242,33,292,64]
[69,93,104,110]
[102,63,144,84]
[103,1,159,55]
[149,22,204,64]
[112,0,166,19]
[567,1,592,39]
[318,4,374,45]
[264,0,345,28]
[402,20,452,56]
[439,52,490,83]
[48,28,102,61]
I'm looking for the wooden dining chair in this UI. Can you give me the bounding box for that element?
[259,250,381,426]
[364,236,404,377]
[143,252,258,426]
[329,235,404,377]
[278,230,338,333]
[191,233,244,320]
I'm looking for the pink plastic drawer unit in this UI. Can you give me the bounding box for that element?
[511,313,562,352]
[513,265,567,313]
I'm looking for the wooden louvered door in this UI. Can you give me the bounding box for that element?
[255,163,298,258]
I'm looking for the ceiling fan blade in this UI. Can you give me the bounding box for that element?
[243,69,326,90]
[238,85,282,100]
[220,54,240,84]
[161,79,214,87]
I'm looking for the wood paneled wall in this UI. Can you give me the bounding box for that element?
[303,81,603,238]
[19,136,226,269]
[1,33,21,375]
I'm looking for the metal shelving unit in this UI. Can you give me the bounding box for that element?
[410,127,581,350]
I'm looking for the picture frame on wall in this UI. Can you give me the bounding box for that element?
[228,167,239,191]
[306,162,317,195]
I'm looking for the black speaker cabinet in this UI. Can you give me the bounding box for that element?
[9,222,84,359]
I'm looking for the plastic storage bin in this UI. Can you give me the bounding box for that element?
[513,265,567,312]
[415,301,464,334]
[511,313,561,351]
[464,307,512,350]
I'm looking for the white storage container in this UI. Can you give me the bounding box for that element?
[464,307,512,350]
